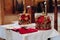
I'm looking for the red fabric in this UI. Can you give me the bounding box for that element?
[12,27,38,34]
[18,27,28,34]
[27,28,38,33]
[18,27,38,34]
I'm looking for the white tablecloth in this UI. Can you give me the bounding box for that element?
[0,24,59,40]
[11,29,59,40]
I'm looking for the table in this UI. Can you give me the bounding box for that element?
[11,29,52,40]
[0,24,59,40]
[51,35,60,40]
[11,29,59,40]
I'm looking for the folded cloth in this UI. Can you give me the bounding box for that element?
[12,28,19,32]
[26,28,38,33]
[18,27,38,34]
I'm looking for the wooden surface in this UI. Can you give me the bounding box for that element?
[4,0,13,15]
[0,0,2,25]
[0,0,5,25]
[54,0,58,30]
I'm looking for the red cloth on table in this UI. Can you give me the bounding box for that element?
[18,27,38,34]
[12,27,38,34]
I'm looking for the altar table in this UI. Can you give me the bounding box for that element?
[0,24,59,40]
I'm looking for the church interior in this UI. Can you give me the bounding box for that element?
[0,0,60,40]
